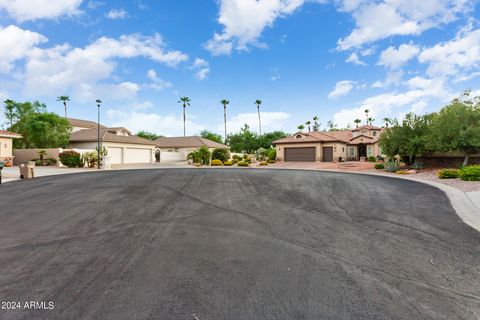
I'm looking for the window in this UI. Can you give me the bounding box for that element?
[367,145,373,156]
[372,131,377,136]
[295,134,302,139]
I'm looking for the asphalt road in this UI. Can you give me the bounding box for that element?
[0,169,479,320]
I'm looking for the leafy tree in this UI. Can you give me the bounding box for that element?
[137,131,162,141]
[57,96,70,118]
[178,97,190,136]
[3,99,16,128]
[227,124,258,153]
[187,146,211,165]
[257,131,288,149]
[200,130,223,143]
[379,113,434,164]
[298,124,305,131]
[254,99,262,135]
[13,112,71,148]
[220,99,229,142]
[429,92,480,166]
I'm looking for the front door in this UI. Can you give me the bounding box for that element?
[322,147,333,162]
[358,144,367,160]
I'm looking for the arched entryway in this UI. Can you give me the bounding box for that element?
[358,144,367,160]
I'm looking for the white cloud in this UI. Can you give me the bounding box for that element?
[371,70,405,88]
[337,0,475,50]
[223,111,290,133]
[205,0,321,55]
[22,33,188,100]
[419,28,480,78]
[147,69,172,90]
[333,76,448,127]
[0,25,47,73]
[345,52,366,65]
[378,43,419,69]
[328,80,356,99]
[191,58,210,80]
[106,109,205,136]
[106,8,128,19]
[0,0,83,21]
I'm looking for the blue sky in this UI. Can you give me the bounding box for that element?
[0,0,479,136]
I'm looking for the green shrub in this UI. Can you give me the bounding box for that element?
[237,161,249,167]
[232,158,239,164]
[437,169,459,179]
[224,161,233,166]
[211,159,223,166]
[82,151,98,168]
[374,163,385,170]
[47,158,57,166]
[243,154,250,160]
[211,148,230,162]
[367,156,377,162]
[59,150,81,168]
[411,162,424,170]
[232,154,242,161]
[384,161,400,173]
[259,161,268,166]
[267,159,276,164]
[459,165,480,181]
[267,148,277,161]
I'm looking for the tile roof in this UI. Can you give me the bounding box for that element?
[155,136,230,149]
[0,130,22,138]
[274,129,383,145]
[67,117,105,129]
[351,125,382,132]
[70,128,156,145]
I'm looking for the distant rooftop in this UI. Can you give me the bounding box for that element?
[155,136,229,149]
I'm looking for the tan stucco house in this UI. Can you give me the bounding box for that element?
[67,118,156,165]
[273,125,384,162]
[0,130,22,166]
[154,136,229,162]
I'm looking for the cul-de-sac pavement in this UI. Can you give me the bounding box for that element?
[1,169,479,320]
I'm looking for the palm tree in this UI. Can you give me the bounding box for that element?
[305,120,311,132]
[220,99,229,143]
[297,124,305,131]
[313,116,320,131]
[354,118,362,128]
[57,96,70,118]
[254,99,262,135]
[178,97,191,136]
[383,117,391,127]
[364,109,370,125]
[368,117,375,125]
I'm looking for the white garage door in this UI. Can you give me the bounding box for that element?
[160,151,185,162]
[125,148,151,164]
[108,147,123,164]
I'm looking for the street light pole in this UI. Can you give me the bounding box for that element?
[96,99,102,169]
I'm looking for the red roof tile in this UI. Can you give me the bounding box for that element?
[0,130,22,138]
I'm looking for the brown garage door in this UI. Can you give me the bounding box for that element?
[322,147,333,162]
[285,147,315,162]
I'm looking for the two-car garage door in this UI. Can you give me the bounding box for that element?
[108,147,152,164]
[285,147,316,162]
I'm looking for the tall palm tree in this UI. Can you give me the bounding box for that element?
[368,117,375,125]
[364,109,370,125]
[354,118,362,128]
[220,99,229,142]
[312,116,320,131]
[297,124,305,131]
[178,97,191,136]
[57,96,70,118]
[254,99,262,135]
[305,120,311,132]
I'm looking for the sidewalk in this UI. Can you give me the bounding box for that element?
[1,166,96,183]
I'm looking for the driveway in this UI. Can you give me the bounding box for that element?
[1,169,479,320]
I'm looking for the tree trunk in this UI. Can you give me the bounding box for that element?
[224,106,227,143]
[64,102,67,118]
[183,105,186,137]
[257,106,262,135]
[463,153,470,166]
